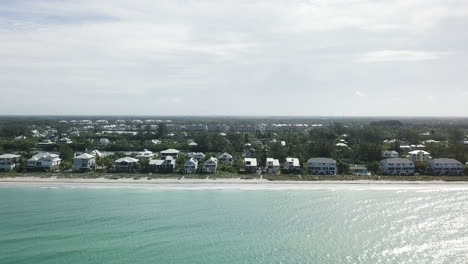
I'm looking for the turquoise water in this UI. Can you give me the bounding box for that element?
[1,186,467,263]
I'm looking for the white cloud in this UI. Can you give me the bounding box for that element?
[357,50,449,63]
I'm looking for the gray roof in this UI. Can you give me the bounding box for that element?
[0,154,21,159]
[307,157,336,163]
[75,153,95,159]
[429,158,462,164]
[115,157,138,163]
[380,158,414,164]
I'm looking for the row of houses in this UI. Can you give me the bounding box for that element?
[380,158,464,176]
[0,150,465,176]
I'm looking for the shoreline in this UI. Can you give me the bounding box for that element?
[2,177,468,190]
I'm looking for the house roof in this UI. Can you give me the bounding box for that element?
[429,158,462,164]
[307,157,336,163]
[380,158,414,164]
[115,157,139,163]
[161,149,180,154]
[244,158,257,166]
[205,157,218,164]
[28,153,61,161]
[75,153,95,159]
[218,152,232,159]
[0,154,21,159]
[286,157,300,166]
[408,150,430,155]
[266,158,280,166]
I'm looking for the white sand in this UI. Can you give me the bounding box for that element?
[1,177,468,190]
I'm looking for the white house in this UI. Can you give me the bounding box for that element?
[149,156,176,173]
[73,153,96,172]
[38,139,55,146]
[218,152,233,165]
[114,157,139,172]
[184,158,198,174]
[307,158,337,175]
[380,158,415,175]
[265,158,280,174]
[27,153,62,171]
[243,158,257,173]
[160,149,180,159]
[187,152,206,162]
[428,158,463,176]
[203,157,218,174]
[383,150,399,159]
[136,149,154,160]
[284,157,300,172]
[0,154,21,172]
[408,150,431,162]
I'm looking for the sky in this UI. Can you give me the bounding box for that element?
[1,0,468,116]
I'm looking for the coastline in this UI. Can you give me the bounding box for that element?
[2,176,468,190]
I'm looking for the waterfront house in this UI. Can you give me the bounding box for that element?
[73,153,96,172]
[428,158,463,176]
[218,152,233,165]
[149,156,176,173]
[160,149,180,159]
[184,158,198,174]
[408,150,431,162]
[136,149,154,160]
[243,158,257,173]
[265,158,280,174]
[380,158,415,175]
[0,154,21,172]
[203,157,218,173]
[383,150,399,159]
[307,158,337,175]
[284,157,300,172]
[27,153,62,171]
[114,157,139,172]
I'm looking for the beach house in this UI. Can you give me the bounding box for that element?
[284,157,300,172]
[27,153,62,171]
[0,154,21,172]
[184,158,198,174]
[73,153,96,172]
[114,157,139,172]
[149,156,176,173]
[428,158,463,176]
[243,158,257,173]
[203,157,218,174]
[265,158,280,174]
[307,158,337,175]
[380,158,415,175]
[218,152,233,165]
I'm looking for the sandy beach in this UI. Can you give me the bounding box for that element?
[2,176,468,190]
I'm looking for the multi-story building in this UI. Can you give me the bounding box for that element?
[408,150,431,162]
[243,158,257,173]
[27,153,62,171]
[149,156,176,173]
[160,149,180,159]
[218,152,233,165]
[380,158,415,175]
[265,158,280,174]
[184,158,198,174]
[284,157,300,172]
[203,157,218,174]
[383,150,399,159]
[428,158,463,176]
[73,153,96,172]
[307,158,337,175]
[114,157,139,172]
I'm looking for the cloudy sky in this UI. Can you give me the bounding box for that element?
[1,0,467,116]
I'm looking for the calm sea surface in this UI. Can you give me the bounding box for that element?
[0,186,467,263]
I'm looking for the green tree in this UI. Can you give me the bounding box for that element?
[157,123,167,138]
[59,145,74,162]
[367,161,381,175]
[336,161,350,175]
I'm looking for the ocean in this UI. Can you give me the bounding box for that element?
[0,185,467,263]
